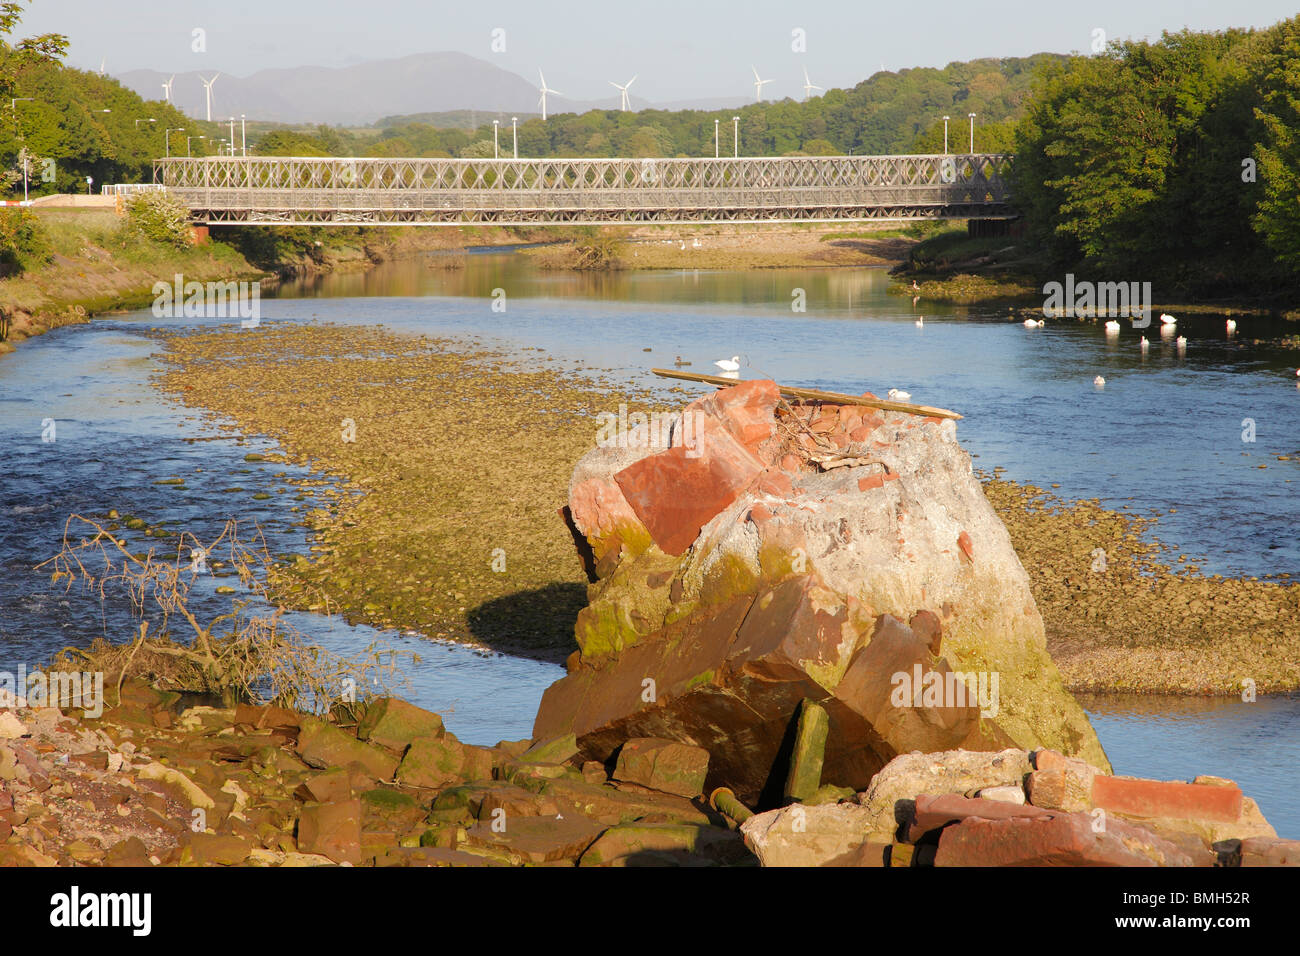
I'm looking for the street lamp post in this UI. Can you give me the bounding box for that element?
[511,116,517,159]
[186,134,205,158]
[968,112,976,153]
[227,117,235,156]
[134,118,156,128]
[732,116,739,158]
[714,117,719,158]
[241,114,246,157]
[165,127,184,159]
[493,120,499,159]
[943,115,950,154]
[10,98,33,201]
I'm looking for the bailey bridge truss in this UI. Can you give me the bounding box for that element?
[153,154,1014,226]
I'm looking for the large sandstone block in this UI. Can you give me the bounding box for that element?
[539,381,1110,806]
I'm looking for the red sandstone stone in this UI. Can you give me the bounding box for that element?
[1240,836,1300,866]
[908,793,1052,843]
[934,811,1193,867]
[1091,776,1243,824]
[694,379,781,453]
[858,475,884,491]
[615,421,764,556]
[957,531,974,562]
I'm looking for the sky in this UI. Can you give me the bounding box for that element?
[18,0,1300,103]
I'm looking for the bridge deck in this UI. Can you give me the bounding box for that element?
[154,154,1014,226]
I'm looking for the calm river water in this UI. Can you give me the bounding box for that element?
[1,247,1296,834]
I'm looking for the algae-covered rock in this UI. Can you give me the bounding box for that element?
[356,697,445,752]
[612,738,709,798]
[297,717,399,782]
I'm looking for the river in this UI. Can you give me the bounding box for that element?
[1,247,1296,835]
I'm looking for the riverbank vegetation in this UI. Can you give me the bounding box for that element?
[1011,18,1300,305]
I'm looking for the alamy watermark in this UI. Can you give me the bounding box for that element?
[595,405,704,458]
[152,274,260,324]
[890,664,999,719]
[1042,273,1151,327]
[0,665,104,717]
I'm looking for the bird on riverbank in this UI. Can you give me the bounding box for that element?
[714,355,741,373]
[887,388,911,401]
[1160,313,1177,326]
[1094,375,1106,386]
[673,355,691,368]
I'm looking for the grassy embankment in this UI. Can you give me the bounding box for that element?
[0,208,560,356]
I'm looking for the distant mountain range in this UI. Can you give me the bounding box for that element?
[116,52,752,127]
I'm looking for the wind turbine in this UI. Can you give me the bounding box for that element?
[537,69,562,121]
[200,73,220,122]
[97,57,105,76]
[801,66,822,100]
[609,74,637,112]
[751,66,773,103]
[161,75,175,103]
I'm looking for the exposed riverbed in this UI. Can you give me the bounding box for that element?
[2,248,1297,835]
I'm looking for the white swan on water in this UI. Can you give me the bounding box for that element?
[1227,319,1237,332]
[915,316,924,328]
[1176,335,1188,347]
[1094,375,1106,386]
[1160,313,1177,325]
[714,355,741,373]
[1140,336,1149,350]
[887,388,911,401]
[1104,320,1121,332]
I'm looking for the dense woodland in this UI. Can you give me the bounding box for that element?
[1,0,1298,301]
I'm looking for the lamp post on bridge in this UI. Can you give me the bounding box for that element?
[493,120,499,159]
[186,134,205,158]
[511,116,517,159]
[241,114,247,157]
[165,127,184,159]
[732,116,739,158]
[714,118,719,158]
[968,112,976,153]
[942,115,950,154]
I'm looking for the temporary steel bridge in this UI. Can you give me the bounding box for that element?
[153,153,1014,226]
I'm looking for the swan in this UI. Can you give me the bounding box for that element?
[1140,336,1149,349]
[1104,320,1120,332]
[1024,318,1044,328]
[1176,336,1187,347]
[1227,319,1237,332]
[714,355,741,373]
[1094,375,1105,386]
[1160,313,1177,325]
[887,388,911,401]
[915,316,924,328]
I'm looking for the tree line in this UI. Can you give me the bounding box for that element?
[1012,17,1300,297]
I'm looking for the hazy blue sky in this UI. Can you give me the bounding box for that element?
[20,0,1299,102]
